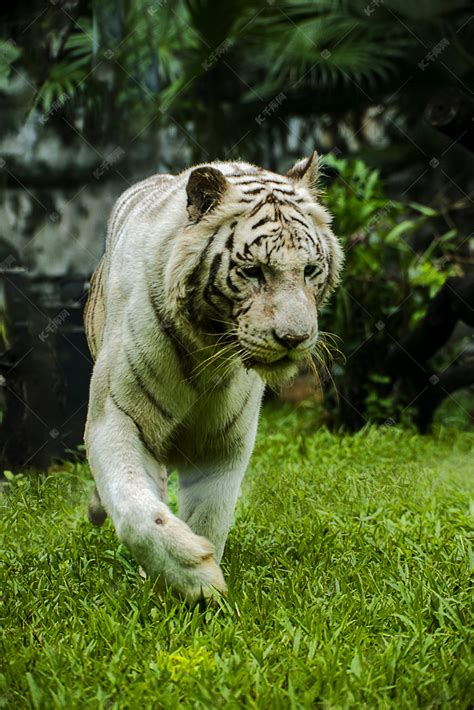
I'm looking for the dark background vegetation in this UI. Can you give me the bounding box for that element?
[0,0,473,469]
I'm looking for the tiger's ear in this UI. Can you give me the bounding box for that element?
[286,151,320,197]
[186,166,228,220]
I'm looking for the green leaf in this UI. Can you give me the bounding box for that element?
[350,651,362,678]
[369,374,391,384]
[385,219,418,243]
[409,202,438,216]
[0,39,22,90]
[26,673,43,710]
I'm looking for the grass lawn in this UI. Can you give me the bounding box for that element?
[1,406,473,709]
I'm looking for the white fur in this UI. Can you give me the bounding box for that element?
[84,156,343,603]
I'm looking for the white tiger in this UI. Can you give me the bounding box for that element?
[84,152,343,604]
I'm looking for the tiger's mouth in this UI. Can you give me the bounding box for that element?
[245,353,300,385]
[244,344,311,367]
[245,354,293,369]
[238,336,310,379]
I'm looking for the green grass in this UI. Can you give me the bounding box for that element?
[1,406,473,709]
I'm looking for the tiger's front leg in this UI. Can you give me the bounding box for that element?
[178,408,261,563]
[178,462,248,564]
[85,362,227,604]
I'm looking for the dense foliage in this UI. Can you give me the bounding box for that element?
[321,156,460,427]
[1,0,473,157]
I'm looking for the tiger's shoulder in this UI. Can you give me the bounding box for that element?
[106,173,177,250]
[84,174,169,359]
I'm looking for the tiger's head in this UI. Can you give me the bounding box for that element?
[166,153,343,385]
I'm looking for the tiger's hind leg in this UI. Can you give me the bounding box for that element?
[87,486,107,527]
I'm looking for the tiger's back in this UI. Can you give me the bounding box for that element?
[84,173,176,361]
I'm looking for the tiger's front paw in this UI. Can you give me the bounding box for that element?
[119,510,227,605]
[156,514,227,604]
[170,548,227,606]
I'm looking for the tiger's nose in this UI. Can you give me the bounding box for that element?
[273,331,310,349]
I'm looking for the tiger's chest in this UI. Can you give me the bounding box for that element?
[166,368,264,467]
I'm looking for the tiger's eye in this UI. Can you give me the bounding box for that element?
[304,264,322,279]
[239,265,265,283]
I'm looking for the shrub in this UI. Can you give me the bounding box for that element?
[320,156,459,428]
